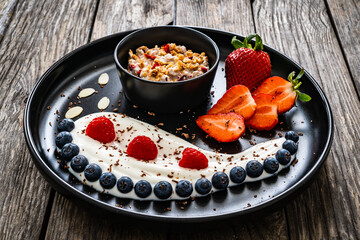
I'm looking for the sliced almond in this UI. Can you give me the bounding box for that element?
[78,88,95,98]
[98,97,110,110]
[65,106,83,119]
[98,73,109,85]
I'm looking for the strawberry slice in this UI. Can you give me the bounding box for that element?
[196,112,245,142]
[246,93,278,131]
[208,85,256,120]
[253,69,311,114]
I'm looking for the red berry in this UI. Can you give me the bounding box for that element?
[144,53,156,60]
[179,148,208,170]
[162,44,170,53]
[196,112,245,143]
[225,34,271,91]
[253,69,311,114]
[127,136,158,161]
[208,85,256,120]
[86,116,115,143]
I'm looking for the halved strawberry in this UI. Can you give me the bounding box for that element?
[253,69,311,114]
[208,85,256,120]
[196,112,245,142]
[246,93,278,131]
[225,34,271,91]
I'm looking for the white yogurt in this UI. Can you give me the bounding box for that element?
[68,112,295,200]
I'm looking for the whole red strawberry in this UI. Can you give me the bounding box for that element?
[127,135,158,161]
[86,116,115,143]
[225,34,271,91]
[179,148,208,170]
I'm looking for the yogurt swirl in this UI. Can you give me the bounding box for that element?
[67,112,294,200]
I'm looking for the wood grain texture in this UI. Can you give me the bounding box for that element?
[44,1,174,239]
[45,195,167,240]
[0,0,96,239]
[176,0,255,35]
[176,1,288,239]
[0,0,18,43]
[91,0,174,41]
[252,0,360,239]
[326,0,360,95]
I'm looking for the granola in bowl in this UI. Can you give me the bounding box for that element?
[128,43,209,82]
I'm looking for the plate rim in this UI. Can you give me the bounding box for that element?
[23,26,334,222]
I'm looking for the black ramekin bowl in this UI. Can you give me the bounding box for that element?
[114,26,220,113]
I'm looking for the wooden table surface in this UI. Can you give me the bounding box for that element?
[1,0,359,239]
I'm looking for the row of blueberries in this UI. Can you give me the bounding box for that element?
[55,118,299,199]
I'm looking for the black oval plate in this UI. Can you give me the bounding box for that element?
[24,27,333,222]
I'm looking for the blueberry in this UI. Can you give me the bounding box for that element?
[246,160,264,178]
[61,143,79,161]
[285,130,299,143]
[282,140,298,155]
[55,131,72,148]
[211,172,229,189]
[134,180,152,198]
[263,157,279,174]
[154,181,173,199]
[117,176,134,193]
[276,149,291,165]
[84,163,102,182]
[57,118,75,132]
[175,180,193,198]
[230,166,246,183]
[99,172,116,189]
[70,155,88,172]
[195,178,212,195]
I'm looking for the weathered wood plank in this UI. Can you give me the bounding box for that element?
[326,0,360,96]
[91,0,174,41]
[0,0,96,239]
[0,0,18,43]
[252,0,360,239]
[176,1,289,239]
[45,194,167,240]
[45,1,174,239]
[176,0,255,35]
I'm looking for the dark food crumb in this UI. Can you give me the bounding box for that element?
[292,159,299,166]
[47,106,51,110]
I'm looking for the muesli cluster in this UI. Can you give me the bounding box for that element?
[128,43,209,82]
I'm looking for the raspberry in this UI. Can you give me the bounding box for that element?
[85,116,115,143]
[127,136,158,161]
[179,148,208,170]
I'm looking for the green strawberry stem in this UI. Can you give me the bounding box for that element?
[288,69,312,102]
[231,34,264,51]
